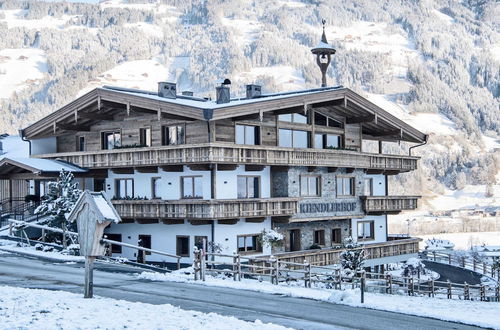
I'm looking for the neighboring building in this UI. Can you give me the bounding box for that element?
[0,29,427,267]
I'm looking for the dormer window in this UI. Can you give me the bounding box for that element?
[101,131,121,150]
[314,112,343,128]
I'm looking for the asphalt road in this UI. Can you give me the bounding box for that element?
[0,252,484,330]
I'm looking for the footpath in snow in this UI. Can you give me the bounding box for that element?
[0,286,288,330]
[139,268,500,329]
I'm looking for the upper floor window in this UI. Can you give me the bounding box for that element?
[115,178,133,198]
[76,136,85,151]
[357,221,375,240]
[162,125,185,146]
[314,112,343,128]
[278,113,308,124]
[237,176,260,198]
[300,175,320,197]
[236,124,260,145]
[139,127,152,147]
[151,177,161,199]
[182,176,202,199]
[337,177,354,196]
[364,178,373,196]
[279,129,309,148]
[314,133,341,149]
[101,131,121,150]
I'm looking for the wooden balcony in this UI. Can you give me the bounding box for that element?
[35,143,419,172]
[111,197,299,220]
[262,237,421,266]
[362,196,420,214]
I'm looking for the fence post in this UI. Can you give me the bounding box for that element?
[432,251,436,261]
[461,257,466,268]
[447,280,452,299]
[408,277,414,296]
[483,262,486,275]
[237,255,241,281]
[194,250,200,281]
[430,279,435,297]
[360,271,365,304]
[496,286,499,302]
[464,282,469,300]
[387,274,392,294]
[201,250,206,282]
[480,284,485,302]
[473,258,476,271]
[233,255,237,282]
[448,254,451,265]
[303,262,311,288]
[274,259,280,285]
[177,257,180,270]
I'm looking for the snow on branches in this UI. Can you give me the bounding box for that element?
[259,229,284,248]
[339,236,365,276]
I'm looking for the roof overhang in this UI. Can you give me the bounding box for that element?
[0,157,88,179]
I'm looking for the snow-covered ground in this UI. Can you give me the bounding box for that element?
[427,184,499,211]
[0,48,48,99]
[0,239,83,262]
[220,17,262,44]
[140,269,500,329]
[0,9,76,29]
[418,232,500,251]
[0,286,288,330]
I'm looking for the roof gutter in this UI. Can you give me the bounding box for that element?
[19,129,31,156]
[409,135,428,156]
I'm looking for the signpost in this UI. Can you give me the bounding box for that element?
[67,191,121,298]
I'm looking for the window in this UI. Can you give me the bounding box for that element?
[278,113,308,124]
[151,177,161,199]
[314,112,343,128]
[76,136,85,151]
[181,176,203,198]
[162,125,185,145]
[194,236,208,251]
[115,179,133,198]
[300,175,320,197]
[101,131,121,150]
[105,234,122,253]
[314,230,325,245]
[314,133,341,149]
[237,234,262,254]
[332,228,341,245]
[94,178,105,192]
[357,221,375,240]
[236,124,260,145]
[176,236,190,257]
[138,235,151,255]
[279,129,310,148]
[139,127,152,147]
[364,178,373,196]
[237,176,260,198]
[336,177,354,196]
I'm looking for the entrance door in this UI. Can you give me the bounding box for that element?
[289,229,301,251]
[137,235,151,263]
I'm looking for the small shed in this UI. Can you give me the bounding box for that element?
[67,190,121,257]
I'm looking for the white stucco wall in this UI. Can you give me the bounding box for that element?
[216,165,270,199]
[31,137,57,155]
[364,174,386,196]
[105,218,272,262]
[351,214,387,244]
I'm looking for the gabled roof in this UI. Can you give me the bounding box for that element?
[67,190,121,224]
[0,157,87,178]
[21,85,427,143]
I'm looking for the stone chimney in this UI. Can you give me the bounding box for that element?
[216,78,231,104]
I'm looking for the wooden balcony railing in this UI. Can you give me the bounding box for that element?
[111,198,299,220]
[35,143,419,172]
[261,237,421,266]
[362,196,420,214]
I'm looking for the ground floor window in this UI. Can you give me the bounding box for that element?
[357,221,375,240]
[331,228,341,245]
[138,235,151,255]
[237,234,262,254]
[313,229,325,246]
[105,234,122,253]
[176,235,190,257]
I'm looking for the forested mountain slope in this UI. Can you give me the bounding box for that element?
[0,0,498,211]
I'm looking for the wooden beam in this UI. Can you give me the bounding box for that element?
[188,220,212,225]
[136,218,159,224]
[161,219,184,225]
[79,112,114,121]
[245,217,265,223]
[218,219,238,225]
[346,114,375,124]
[160,165,184,172]
[231,113,261,121]
[311,98,344,109]
[272,106,304,115]
[218,164,239,171]
[244,165,265,171]
[120,218,135,224]
[346,168,355,173]
[111,168,134,174]
[327,167,338,173]
[187,164,211,171]
[370,129,402,138]
[135,167,158,173]
[271,216,290,223]
[57,123,91,132]
[366,169,384,174]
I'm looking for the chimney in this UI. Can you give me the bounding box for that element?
[216,78,231,104]
[181,91,193,96]
[158,82,177,99]
[246,84,262,99]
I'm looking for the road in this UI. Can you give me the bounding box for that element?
[0,252,483,330]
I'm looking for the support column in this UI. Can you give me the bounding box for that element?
[378,141,383,154]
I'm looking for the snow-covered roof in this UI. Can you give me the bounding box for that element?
[68,191,121,224]
[0,135,29,159]
[0,157,87,176]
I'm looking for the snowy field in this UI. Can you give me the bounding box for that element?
[0,286,288,330]
[418,232,500,251]
[140,269,500,329]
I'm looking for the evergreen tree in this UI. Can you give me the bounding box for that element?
[339,236,365,275]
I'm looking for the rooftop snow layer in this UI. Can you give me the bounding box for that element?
[0,157,87,173]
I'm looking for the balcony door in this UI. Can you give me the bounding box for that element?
[289,229,301,252]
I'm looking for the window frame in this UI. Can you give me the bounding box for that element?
[364,178,373,196]
[115,178,134,199]
[336,176,355,197]
[235,124,260,145]
[181,175,203,199]
[101,130,121,150]
[299,175,321,197]
[357,221,375,241]
[313,229,325,246]
[176,235,190,257]
[237,175,261,199]
[139,127,152,147]
[331,228,342,245]
[161,124,186,146]
[138,234,152,255]
[237,234,262,254]
[76,136,85,151]
[105,234,122,254]
[278,128,310,148]
[151,177,161,199]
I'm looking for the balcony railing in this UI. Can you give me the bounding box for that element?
[260,237,421,266]
[34,143,419,172]
[362,196,420,213]
[111,197,299,220]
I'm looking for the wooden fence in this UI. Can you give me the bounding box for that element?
[421,250,498,279]
[193,251,500,302]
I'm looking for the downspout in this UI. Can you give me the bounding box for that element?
[409,135,428,156]
[203,109,216,259]
[19,129,31,156]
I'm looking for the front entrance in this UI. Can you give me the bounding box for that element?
[289,229,301,251]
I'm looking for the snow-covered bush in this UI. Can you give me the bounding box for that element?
[259,229,284,248]
[339,237,365,277]
[425,238,454,251]
[402,258,427,277]
[61,243,80,256]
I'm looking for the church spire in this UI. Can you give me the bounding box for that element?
[311,19,336,87]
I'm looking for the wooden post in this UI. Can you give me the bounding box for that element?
[41,228,46,242]
[201,250,206,282]
[176,257,180,270]
[480,284,485,302]
[304,262,311,288]
[464,282,469,300]
[233,255,237,281]
[84,256,95,298]
[429,280,435,297]
[448,254,451,265]
[473,258,476,271]
[387,274,392,294]
[360,271,365,303]
[447,280,452,299]
[274,259,279,285]
[496,286,499,302]
[62,221,67,249]
[432,251,436,261]
[408,277,414,296]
